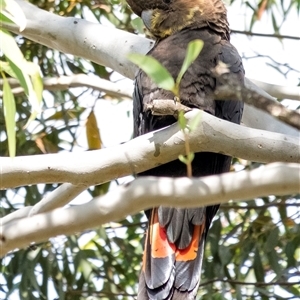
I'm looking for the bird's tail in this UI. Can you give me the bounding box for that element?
[137,208,207,300]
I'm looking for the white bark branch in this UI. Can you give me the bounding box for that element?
[1,110,299,190]
[1,183,87,226]
[249,78,300,101]
[0,75,133,99]
[4,0,299,137]
[1,162,299,257]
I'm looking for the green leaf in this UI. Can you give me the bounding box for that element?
[1,29,30,96]
[187,152,194,163]
[218,245,233,266]
[0,60,16,77]
[127,53,175,91]
[0,11,15,25]
[176,39,203,88]
[267,248,281,276]
[264,227,279,253]
[2,74,16,157]
[0,0,27,31]
[178,110,187,130]
[178,154,188,165]
[0,29,25,67]
[0,30,43,116]
[254,247,265,282]
[178,153,194,165]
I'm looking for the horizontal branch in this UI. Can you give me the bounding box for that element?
[1,110,299,189]
[5,0,299,137]
[0,74,133,99]
[1,162,299,256]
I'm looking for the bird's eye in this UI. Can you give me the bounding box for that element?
[163,0,172,4]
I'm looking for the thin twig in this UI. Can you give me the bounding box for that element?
[199,278,299,287]
[231,29,300,41]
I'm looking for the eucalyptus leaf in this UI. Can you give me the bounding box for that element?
[176,39,203,87]
[0,0,27,31]
[2,75,16,157]
[128,53,175,91]
[178,154,188,164]
[178,110,187,130]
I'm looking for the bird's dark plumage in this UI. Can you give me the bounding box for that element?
[127,0,244,299]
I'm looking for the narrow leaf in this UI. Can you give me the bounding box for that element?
[176,39,203,86]
[2,74,16,157]
[254,247,265,282]
[0,0,27,31]
[0,60,16,77]
[178,110,187,130]
[86,111,101,150]
[178,154,187,164]
[0,29,25,67]
[187,152,194,163]
[128,53,175,91]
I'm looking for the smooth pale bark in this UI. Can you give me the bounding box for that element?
[1,163,299,257]
[1,110,299,190]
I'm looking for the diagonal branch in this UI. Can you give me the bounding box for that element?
[214,72,300,130]
[1,110,299,190]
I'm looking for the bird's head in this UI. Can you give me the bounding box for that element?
[126,0,230,40]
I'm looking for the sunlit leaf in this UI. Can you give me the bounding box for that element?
[0,29,43,127]
[0,60,16,77]
[176,39,203,87]
[178,110,187,130]
[2,73,16,157]
[178,154,187,164]
[0,29,25,68]
[128,53,175,91]
[0,0,27,31]
[86,110,101,150]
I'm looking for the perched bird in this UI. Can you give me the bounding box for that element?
[126,0,244,299]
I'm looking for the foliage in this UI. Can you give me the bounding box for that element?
[0,0,299,300]
[128,39,203,98]
[0,0,43,157]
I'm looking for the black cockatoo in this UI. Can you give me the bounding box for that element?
[126,0,244,299]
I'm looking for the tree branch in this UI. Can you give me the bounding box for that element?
[4,0,299,137]
[0,74,133,99]
[1,110,299,190]
[248,78,300,101]
[231,29,300,41]
[1,162,299,256]
[214,71,300,130]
